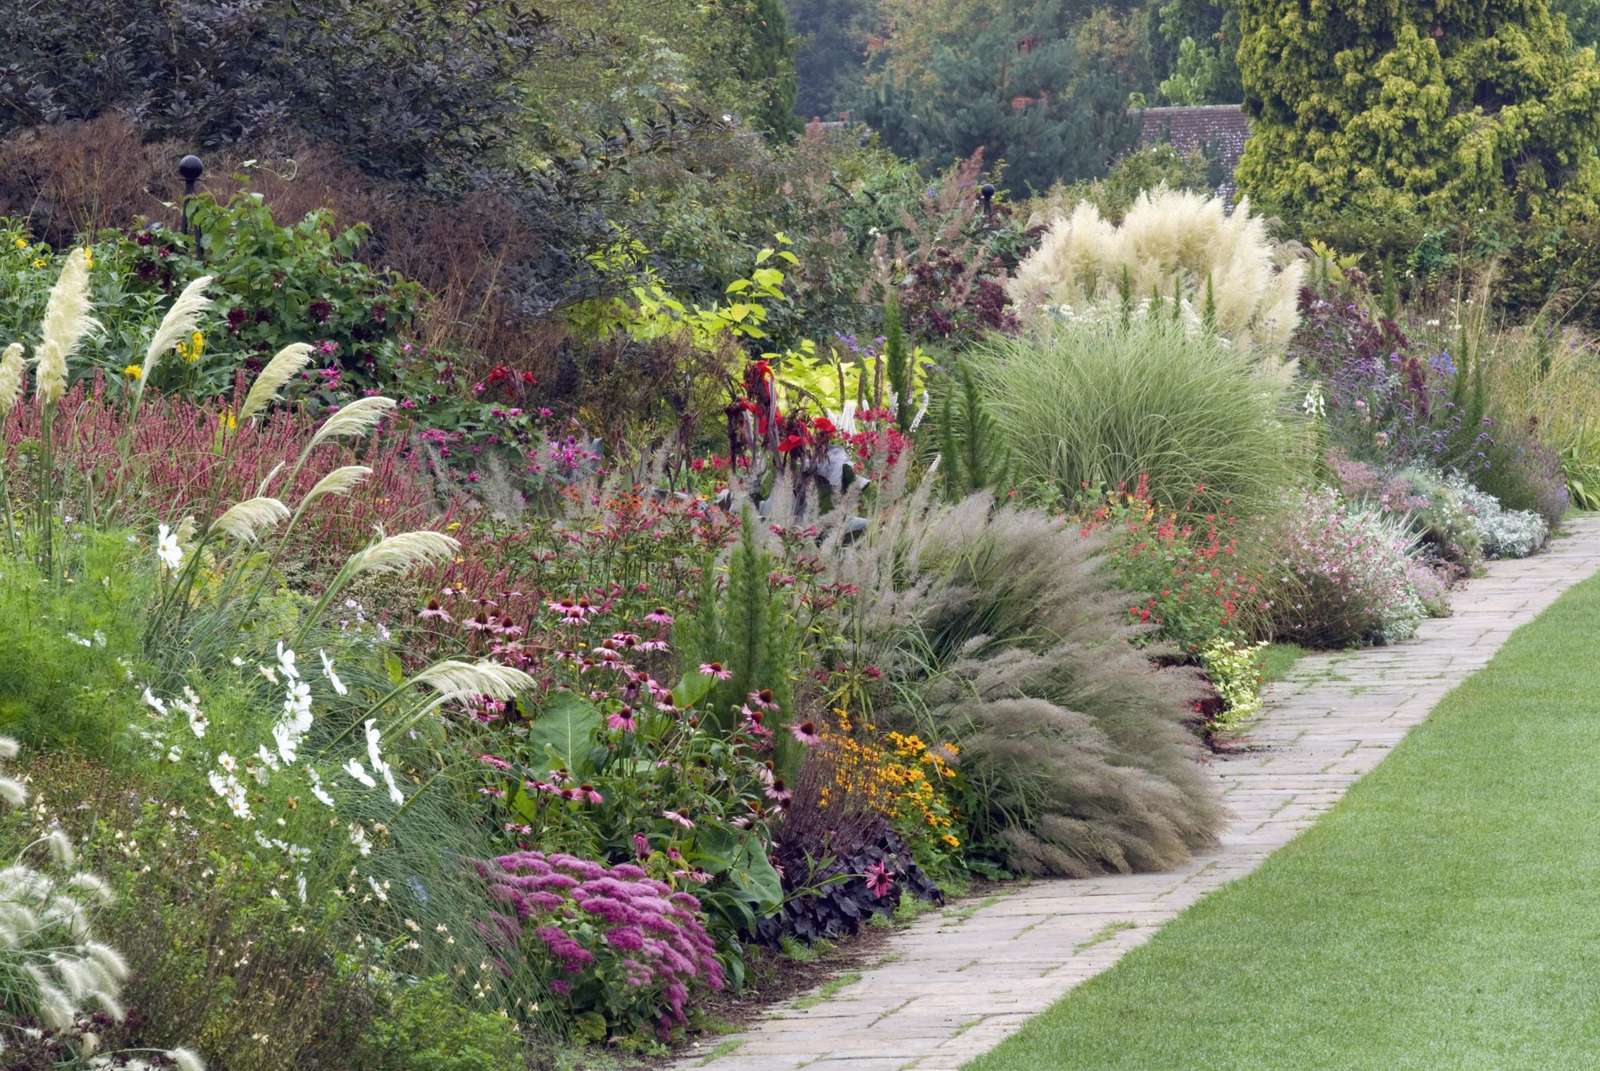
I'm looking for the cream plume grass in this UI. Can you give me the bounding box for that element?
[345,530,459,577]
[413,659,534,703]
[171,1048,208,1071]
[0,342,24,416]
[0,775,26,807]
[213,496,290,543]
[138,274,213,387]
[35,248,96,406]
[256,460,286,496]
[0,734,17,759]
[240,343,313,422]
[301,465,371,509]
[308,396,396,450]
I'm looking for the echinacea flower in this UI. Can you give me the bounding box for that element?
[644,608,674,625]
[747,689,777,711]
[699,662,732,680]
[790,721,821,746]
[662,810,695,829]
[419,598,452,622]
[864,861,894,899]
[607,708,638,733]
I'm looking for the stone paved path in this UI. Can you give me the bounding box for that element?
[669,515,1600,1071]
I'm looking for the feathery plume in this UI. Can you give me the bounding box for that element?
[0,735,17,759]
[308,396,396,450]
[413,659,534,703]
[0,342,24,416]
[256,460,286,496]
[66,871,113,905]
[85,941,130,981]
[239,343,313,422]
[35,249,96,405]
[213,496,290,543]
[0,776,27,807]
[139,275,213,385]
[301,465,371,510]
[171,1048,207,1071]
[345,530,459,577]
[45,829,75,867]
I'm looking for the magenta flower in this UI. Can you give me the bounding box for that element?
[418,599,452,622]
[607,707,638,733]
[864,861,894,899]
[790,721,821,746]
[633,833,650,858]
[746,689,778,711]
[699,662,732,680]
[645,608,674,626]
[662,810,695,829]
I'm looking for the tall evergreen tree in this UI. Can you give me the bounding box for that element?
[742,0,803,138]
[860,0,1139,192]
[1235,0,1600,229]
[784,0,879,120]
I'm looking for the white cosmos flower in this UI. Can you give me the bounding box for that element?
[155,524,183,570]
[343,759,375,788]
[348,823,372,856]
[307,767,335,808]
[319,649,347,696]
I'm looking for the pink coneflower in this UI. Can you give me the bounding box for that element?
[662,810,695,829]
[497,616,524,637]
[699,662,732,680]
[607,708,638,733]
[418,599,452,622]
[464,613,494,633]
[633,833,650,858]
[864,861,894,899]
[764,779,792,806]
[644,608,674,626]
[747,689,778,711]
[740,705,772,740]
[639,639,670,652]
[580,784,604,805]
[611,632,641,648]
[478,754,512,772]
[656,695,678,715]
[790,721,822,746]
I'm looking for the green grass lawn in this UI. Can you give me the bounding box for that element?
[967,573,1600,1071]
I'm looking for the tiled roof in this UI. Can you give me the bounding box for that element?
[1136,104,1249,205]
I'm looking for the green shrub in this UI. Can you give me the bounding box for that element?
[360,975,525,1071]
[970,317,1303,517]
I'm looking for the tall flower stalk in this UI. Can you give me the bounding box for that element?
[0,342,24,555]
[31,249,97,580]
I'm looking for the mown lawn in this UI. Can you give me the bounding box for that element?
[967,572,1600,1071]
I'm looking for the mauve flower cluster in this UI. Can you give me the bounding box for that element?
[1263,486,1427,648]
[476,849,724,1034]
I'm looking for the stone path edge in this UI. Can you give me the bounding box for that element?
[665,515,1600,1071]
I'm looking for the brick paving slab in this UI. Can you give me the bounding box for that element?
[669,516,1600,1071]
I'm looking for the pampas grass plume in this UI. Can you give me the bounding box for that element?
[302,465,372,509]
[171,1048,207,1071]
[35,248,96,405]
[308,396,396,450]
[0,734,18,759]
[0,342,24,416]
[346,530,459,577]
[414,659,534,702]
[240,343,313,422]
[139,274,214,385]
[214,496,291,543]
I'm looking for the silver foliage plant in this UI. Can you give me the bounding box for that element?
[822,467,1223,878]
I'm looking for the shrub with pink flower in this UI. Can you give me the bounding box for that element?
[475,850,725,1040]
[1260,486,1428,648]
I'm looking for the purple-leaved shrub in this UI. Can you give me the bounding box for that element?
[474,851,724,1040]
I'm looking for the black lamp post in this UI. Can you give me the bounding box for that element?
[178,154,203,254]
[979,182,996,219]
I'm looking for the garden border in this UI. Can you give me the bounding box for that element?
[668,515,1600,1071]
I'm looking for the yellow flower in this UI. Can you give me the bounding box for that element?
[942,834,960,849]
[123,365,142,380]
[82,247,94,270]
[176,330,206,364]
[12,238,26,250]
[31,257,47,269]
[219,409,237,431]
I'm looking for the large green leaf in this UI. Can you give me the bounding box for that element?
[727,837,783,915]
[527,692,601,777]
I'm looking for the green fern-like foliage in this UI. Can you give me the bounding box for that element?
[883,296,912,432]
[676,508,801,771]
[930,361,1010,500]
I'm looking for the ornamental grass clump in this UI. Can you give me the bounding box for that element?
[1260,487,1428,648]
[970,316,1303,518]
[832,481,1223,878]
[474,850,724,1040]
[1007,188,1303,353]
